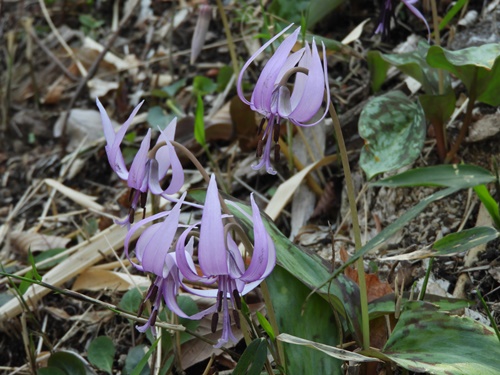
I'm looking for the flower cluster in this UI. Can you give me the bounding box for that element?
[98,99,276,348]
[237,24,329,174]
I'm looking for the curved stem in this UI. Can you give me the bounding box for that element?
[170,141,211,184]
[329,101,370,350]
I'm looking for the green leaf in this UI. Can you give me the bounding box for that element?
[432,226,500,256]
[119,287,144,314]
[267,266,343,374]
[474,185,500,228]
[193,76,217,96]
[147,106,176,130]
[382,301,500,374]
[38,367,67,375]
[123,346,150,375]
[426,44,500,106]
[161,78,187,98]
[28,250,42,282]
[306,0,345,28]
[359,91,426,179]
[194,94,206,146]
[131,338,160,375]
[367,42,449,94]
[87,336,115,374]
[160,295,200,352]
[418,90,456,125]
[216,66,234,93]
[33,248,67,270]
[371,164,495,188]
[233,338,268,375]
[256,311,276,341]
[438,0,467,30]
[47,351,86,375]
[277,333,379,362]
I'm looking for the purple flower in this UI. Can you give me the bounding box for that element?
[237,24,329,174]
[124,196,187,334]
[96,98,184,222]
[174,174,276,348]
[375,0,430,38]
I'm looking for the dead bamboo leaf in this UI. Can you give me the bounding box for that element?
[44,178,104,212]
[10,231,71,255]
[72,268,149,291]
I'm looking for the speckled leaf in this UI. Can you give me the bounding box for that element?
[359,91,426,179]
[426,44,500,106]
[367,42,449,94]
[371,164,495,188]
[432,226,500,256]
[383,301,500,374]
[267,266,342,374]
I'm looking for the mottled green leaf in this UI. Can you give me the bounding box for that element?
[193,76,217,96]
[123,346,149,375]
[367,42,449,94]
[383,301,500,374]
[233,338,268,375]
[277,333,379,362]
[359,91,426,179]
[87,336,115,374]
[432,226,500,255]
[371,164,495,188]
[267,266,342,374]
[147,106,176,130]
[426,44,500,106]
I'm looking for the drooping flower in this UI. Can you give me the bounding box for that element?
[237,24,330,174]
[374,0,430,38]
[173,174,276,348]
[97,98,184,222]
[124,196,188,334]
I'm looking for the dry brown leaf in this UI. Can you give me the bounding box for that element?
[44,178,104,212]
[72,268,149,291]
[10,231,70,255]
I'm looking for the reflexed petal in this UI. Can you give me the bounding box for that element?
[290,42,330,128]
[290,43,311,110]
[275,48,305,85]
[128,129,151,190]
[251,27,301,113]
[402,0,430,37]
[251,128,276,175]
[198,174,228,275]
[240,194,275,282]
[289,41,325,122]
[163,142,185,195]
[156,118,177,178]
[161,255,191,318]
[226,234,245,279]
[276,86,292,118]
[96,97,115,145]
[176,231,212,283]
[237,24,295,107]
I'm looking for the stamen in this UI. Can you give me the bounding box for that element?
[273,123,280,143]
[140,192,148,209]
[128,189,134,203]
[149,284,159,303]
[128,208,135,223]
[232,289,242,310]
[257,118,266,135]
[150,308,159,327]
[211,313,219,333]
[217,291,224,312]
[274,143,280,162]
[233,310,241,329]
[256,139,264,158]
[137,300,146,317]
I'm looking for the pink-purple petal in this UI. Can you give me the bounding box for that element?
[127,130,151,190]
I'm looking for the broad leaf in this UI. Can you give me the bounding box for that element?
[359,91,426,179]
[383,301,500,374]
[47,352,86,375]
[123,346,150,375]
[371,164,495,188]
[432,226,500,255]
[87,336,115,374]
[418,90,456,125]
[232,338,268,375]
[426,44,500,106]
[267,266,342,374]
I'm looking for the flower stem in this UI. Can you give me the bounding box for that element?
[328,101,370,350]
[215,0,239,76]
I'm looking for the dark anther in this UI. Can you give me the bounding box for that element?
[233,310,241,329]
[273,123,280,142]
[150,308,159,327]
[256,139,264,158]
[128,208,135,224]
[128,189,134,203]
[217,291,224,312]
[274,143,281,162]
[137,300,146,317]
[149,284,159,303]
[232,289,242,310]
[211,313,219,333]
[140,191,148,209]
[257,118,265,135]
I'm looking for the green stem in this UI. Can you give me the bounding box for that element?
[418,257,434,300]
[477,289,500,343]
[215,0,239,76]
[328,101,370,350]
